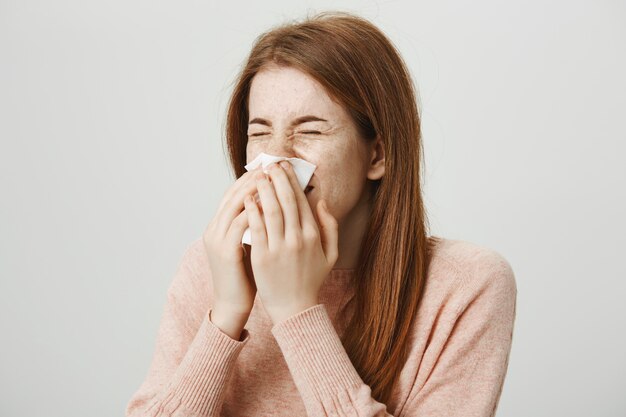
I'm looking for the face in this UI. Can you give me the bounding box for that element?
[246,64,377,228]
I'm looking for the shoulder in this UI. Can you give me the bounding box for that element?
[181,235,210,272]
[166,235,213,303]
[425,236,517,313]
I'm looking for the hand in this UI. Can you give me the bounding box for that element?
[202,166,262,325]
[243,160,339,324]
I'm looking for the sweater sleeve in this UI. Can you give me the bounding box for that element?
[125,240,251,417]
[270,250,517,417]
[270,304,394,416]
[401,250,518,417]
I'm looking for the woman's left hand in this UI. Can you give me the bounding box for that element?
[243,160,339,325]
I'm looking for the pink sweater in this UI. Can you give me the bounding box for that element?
[126,236,517,416]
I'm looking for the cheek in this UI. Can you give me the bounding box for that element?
[315,161,365,220]
[246,144,261,163]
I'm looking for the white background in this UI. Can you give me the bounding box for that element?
[1,1,624,416]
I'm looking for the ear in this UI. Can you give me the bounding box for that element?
[366,136,385,180]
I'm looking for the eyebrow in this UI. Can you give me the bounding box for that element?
[248,115,328,127]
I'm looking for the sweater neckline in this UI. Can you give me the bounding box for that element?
[319,268,356,313]
[328,268,355,278]
[321,268,355,292]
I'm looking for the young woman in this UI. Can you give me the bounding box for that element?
[126,11,517,417]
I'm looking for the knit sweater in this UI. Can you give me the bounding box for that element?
[125,236,517,417]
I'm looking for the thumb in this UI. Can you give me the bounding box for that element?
[317,200,338,264]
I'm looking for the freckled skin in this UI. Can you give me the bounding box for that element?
[246,64,384,269]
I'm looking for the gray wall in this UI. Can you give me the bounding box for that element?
[1,0,624,415]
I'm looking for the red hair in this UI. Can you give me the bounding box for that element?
[224,11,440,404]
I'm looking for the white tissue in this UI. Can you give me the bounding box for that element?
[241,152,317,246]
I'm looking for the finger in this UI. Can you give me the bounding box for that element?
[242,244,256,289]
[267,162,300,239]
[280,160,319,235]
[216,168,257,214]
[316,200,339,264]
[225,207,249,248]
[214,167,262,238]
[244,193,267,250]
[255,167,284,250]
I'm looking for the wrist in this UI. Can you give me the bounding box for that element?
[208,307,249,341]
[268,300,319,325]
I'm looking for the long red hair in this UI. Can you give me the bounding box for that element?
[224,11,440,405]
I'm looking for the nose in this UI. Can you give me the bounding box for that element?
[263,134,296,159]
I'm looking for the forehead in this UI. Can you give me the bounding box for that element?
[248,65,345,120]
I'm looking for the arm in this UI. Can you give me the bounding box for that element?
[400,251,518,417]
[270,251,517,417]
[271,304,394,416]
[125,239,251,417]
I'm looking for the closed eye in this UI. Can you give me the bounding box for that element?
[248,131,320,137]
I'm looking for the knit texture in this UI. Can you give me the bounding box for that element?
[126,236,517,416]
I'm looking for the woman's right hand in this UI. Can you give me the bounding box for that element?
[202,167,262,335]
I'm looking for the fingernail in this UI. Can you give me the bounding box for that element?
[279,161,290,170]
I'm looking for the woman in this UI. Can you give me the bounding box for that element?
[126,11,517,417]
